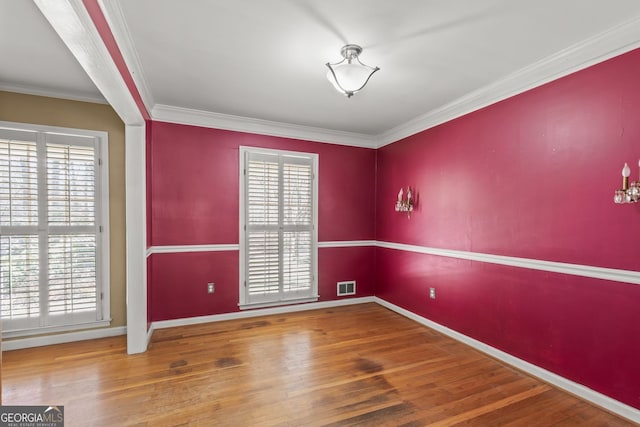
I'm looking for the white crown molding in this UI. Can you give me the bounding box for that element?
[152,104,378,148]
[34,0,144,126]
[376,15,640,147]
[98,0,155,113]
[376,241,640,286]
[375,298,640,424]
[151,296,375,330]
[0,83,107,104]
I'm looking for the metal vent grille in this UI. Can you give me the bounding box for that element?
[337,281,356,296]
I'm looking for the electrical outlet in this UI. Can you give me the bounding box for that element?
[207,282,215,294]
[429,287,436,300]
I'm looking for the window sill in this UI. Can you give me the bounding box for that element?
[2,319,112,339]
[239,296,319,310]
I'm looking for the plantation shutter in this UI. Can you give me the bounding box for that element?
[46,136,99,324]
[243,149,316,306]
[0,130,40,329]
[0,125,105,333]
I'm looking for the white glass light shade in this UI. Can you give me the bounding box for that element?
[326,62,378,97]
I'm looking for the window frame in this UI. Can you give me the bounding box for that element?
[239,146,319,309]
[0,121,110,338]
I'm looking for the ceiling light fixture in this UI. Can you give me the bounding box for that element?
[326,44,379,98]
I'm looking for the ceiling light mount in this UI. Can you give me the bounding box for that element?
[340,44,363,60]
[326,44,379,98]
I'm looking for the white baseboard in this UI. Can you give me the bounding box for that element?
[2,326,127,351]
[145,324,155,348]
[151,296,376,330]
[374,297,640,424]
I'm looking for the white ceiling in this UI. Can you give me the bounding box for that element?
[0,0,103,103]
[3,0,640,143]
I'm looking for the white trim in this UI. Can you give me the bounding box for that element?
[144,240,640,286]
[125,124,148,354]
[0,120,109,139]
[145,323,155,347]
[97,0,155,113]
[151,296,375,330]
[97,126,111,325]
[147,244,240,255]
[0,83,107,105]
[2,326,126,351]
[152,104,377,148]
[374,297,640,424]
[2,320,111,339]
[34,0,144,126]
[239,296,319,310]
[318,240,376,248]
[146,241,374,254]
[376,15,640,147]
[376,241,640,286]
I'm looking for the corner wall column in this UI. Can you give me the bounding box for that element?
[125,123,147,354]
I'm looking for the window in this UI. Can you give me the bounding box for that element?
[240,147,318,308]
[0,122,110,336]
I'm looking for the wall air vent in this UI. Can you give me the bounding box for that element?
[337,280,356,296]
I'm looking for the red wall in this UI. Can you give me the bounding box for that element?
[375,48,640,409]
[148,123,376,320]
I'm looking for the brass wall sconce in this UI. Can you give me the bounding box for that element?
[395,187,414,218]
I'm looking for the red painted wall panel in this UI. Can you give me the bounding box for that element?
[150,251,239,321]
[377,48,640,271]
[375,248,640,408]
[375,48,640,409]
[149,246,375,321]
[318,246,376,300]
[150,122,376,246]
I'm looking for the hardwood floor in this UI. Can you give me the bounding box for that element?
[2,303,633,426]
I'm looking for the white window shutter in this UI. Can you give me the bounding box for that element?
[242,149,317,307]
[0,136,39,226]
[47,142,96,226]
[0,124,108,333]
[0,235,40,327]
[47,234,97,317]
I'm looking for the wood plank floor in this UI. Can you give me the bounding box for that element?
[2,303,633,426]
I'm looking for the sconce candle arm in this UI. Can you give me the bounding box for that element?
[614,161,640,204]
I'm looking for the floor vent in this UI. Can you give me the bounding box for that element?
[337,281,356,296]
